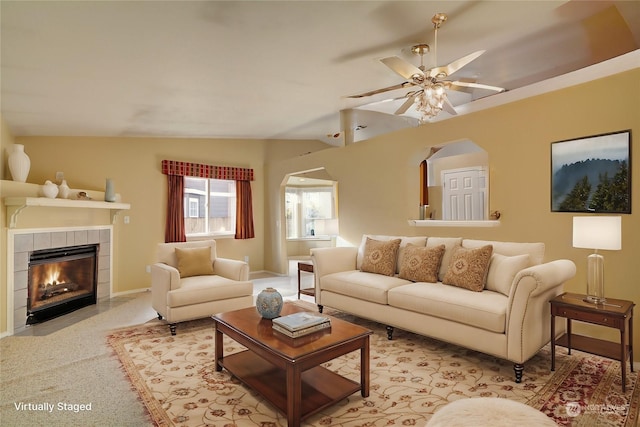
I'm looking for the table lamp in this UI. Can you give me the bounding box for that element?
[572,216,622,303]
[315,218,339,245]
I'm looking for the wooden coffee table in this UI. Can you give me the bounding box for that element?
[213,302,372,427]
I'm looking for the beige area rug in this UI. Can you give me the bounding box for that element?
[107,304,639,427]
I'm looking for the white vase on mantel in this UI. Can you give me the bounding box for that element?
[58,180,70,199]
[8,144,31,182]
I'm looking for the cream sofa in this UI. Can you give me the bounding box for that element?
[310,235,576,382]
[151,240,253,335]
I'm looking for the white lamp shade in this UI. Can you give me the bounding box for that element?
[572,216,622,250]
[315,218,339,236]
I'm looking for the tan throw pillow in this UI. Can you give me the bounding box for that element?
[486,253,530,295]
[443,245,493,292]
[360,238,401,276]
[175,247,214,278]
[398,244,445,283]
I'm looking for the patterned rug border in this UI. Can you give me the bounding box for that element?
[107,306,639,427]
[107,319,214,427]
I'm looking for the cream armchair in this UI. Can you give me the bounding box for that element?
[151,240,253,335]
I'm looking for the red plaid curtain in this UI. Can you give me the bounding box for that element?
[165,174,186,243]
[162,160,255,241]
[235,180,255,239]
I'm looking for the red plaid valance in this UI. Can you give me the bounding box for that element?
[161,160,254,181]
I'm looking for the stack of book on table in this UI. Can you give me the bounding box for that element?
[272,311,331,338]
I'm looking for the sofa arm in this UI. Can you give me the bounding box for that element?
[150,263,181,315]
[213,258,249,281]
[151,263,181,290]
[310,247,358,279]
[506,259,576,363]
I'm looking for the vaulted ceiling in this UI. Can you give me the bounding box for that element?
[2,1,639,145]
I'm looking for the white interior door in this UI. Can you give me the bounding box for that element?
[442,167,487,220]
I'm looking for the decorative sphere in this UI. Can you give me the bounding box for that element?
[255,287,283,319]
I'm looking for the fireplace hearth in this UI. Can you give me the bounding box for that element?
[27,244,99,324]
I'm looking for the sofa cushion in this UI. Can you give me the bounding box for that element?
[175,247,214,278]
[426,237,463,281]
[356,235,427,272]
[388,282,508,333]
[443,245,493,292]
[320,270,411,304]
[361,238,401,276]
[398,244,445,283]
[486,253,530,295]
[168,276,253,307]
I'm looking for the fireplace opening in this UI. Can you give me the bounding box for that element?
[27,244,99,325]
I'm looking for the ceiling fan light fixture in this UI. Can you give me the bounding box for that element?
[415,83,446,121]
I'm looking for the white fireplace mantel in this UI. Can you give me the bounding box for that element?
[5,197,130,228]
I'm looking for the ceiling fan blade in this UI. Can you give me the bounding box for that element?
[450,80,506,92]
[443,95,457,115]
[428,50,485,78]
[394,92,419,115]
[381,56,425,80]
[346,81,414,98]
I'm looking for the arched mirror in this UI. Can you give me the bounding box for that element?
[424,140,489,220]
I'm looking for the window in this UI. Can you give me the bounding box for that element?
[188,198,199,218]
[184,177,236,236]
[285,186,336,239]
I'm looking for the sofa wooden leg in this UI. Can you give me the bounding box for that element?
[514,363,524,383]
[317,304,323,313]
[169,323,177,336]
[157,312,163,320]
[386,326,394,340]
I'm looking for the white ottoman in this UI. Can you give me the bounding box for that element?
[426,397,557,427]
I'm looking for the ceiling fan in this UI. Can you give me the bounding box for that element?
[348,13,506,121]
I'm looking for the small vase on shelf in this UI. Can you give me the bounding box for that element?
[104,178,116,202]
[8,144,31,182]
[255,287,283,319]
[58,180,70,199]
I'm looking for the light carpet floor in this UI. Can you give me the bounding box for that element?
[0,272,304,427]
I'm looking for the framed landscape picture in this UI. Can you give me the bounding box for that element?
[551,130,631,213]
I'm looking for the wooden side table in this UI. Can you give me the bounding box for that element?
[550,292,634,392]
[297,261,315,299]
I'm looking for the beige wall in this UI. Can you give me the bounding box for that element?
[1,115,16,333]
[266,69,640,360]
[1,70,639,361]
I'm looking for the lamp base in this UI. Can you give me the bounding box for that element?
[583,295,606,304]
[585,252,606,304]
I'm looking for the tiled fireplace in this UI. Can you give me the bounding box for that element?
[8,226,112,334]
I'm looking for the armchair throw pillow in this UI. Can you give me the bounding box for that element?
[361,238,401,276]
[175,247,214,278]
[443,245,493,291]
[398,244,445,283]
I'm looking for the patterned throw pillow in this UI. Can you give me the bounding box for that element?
[360,238,401,276]
[443,245,493,291]
[398,244,446,283]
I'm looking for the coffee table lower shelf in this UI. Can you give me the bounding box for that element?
[219,350,361,421]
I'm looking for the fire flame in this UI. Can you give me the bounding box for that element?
[37,264,68,287]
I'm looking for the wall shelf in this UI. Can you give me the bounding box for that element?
[408,219,501,228]
[4,197,130,228]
